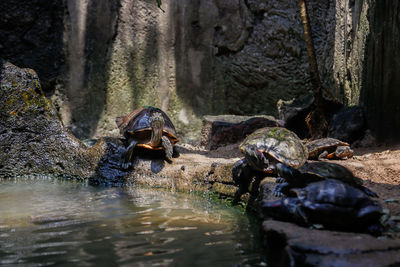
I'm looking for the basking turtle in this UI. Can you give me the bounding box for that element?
[274,161,378,197]
[116,106,178,168]
[232,127,308,202]
[306,138,353,160]
[262,179,383,234]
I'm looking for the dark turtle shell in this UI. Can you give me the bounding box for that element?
[293,180,383,230]
[263,180,383,233]
[239,127,308,171]
[116,107,178,149]
[277,162,378,197]
[299,162,361,185]
[306,138,350,159]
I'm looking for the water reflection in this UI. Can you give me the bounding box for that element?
[0,177,263,266]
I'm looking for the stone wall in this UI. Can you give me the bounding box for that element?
[1,0,399,142]
[361,0,400,142]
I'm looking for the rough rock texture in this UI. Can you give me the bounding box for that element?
[263,220,400,266]
[2,0,399,141]
[361,1,400,142]
[340,0,400,142]
[0,0,343,141]
[200,115,279,150]
[0,0,65,92]
[328,106,366,144]
[0,60,103,178]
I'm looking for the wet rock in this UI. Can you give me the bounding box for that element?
[212,182,237,198]
[200,115,278,150]
[263,220,400,267]
[89,137,129,186]
[328,106,366,144]
[0,60,103,178]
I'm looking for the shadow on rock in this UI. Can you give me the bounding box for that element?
[90,142,172,186]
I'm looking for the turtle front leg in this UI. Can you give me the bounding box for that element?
[121,140,137,170]
[232,158,256,204]
[161,136,173,162]
[273,182,290,197]
[276,177,287,183]
[318,150,329,160]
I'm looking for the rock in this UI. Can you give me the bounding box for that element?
[352,129,377,148]
[263,220,400,267]
[277,93,314,139]
[200,115,278,150]
[278,93,343,139]
[328,106,366,144]
[0,0,65,92]
[0,60,103,178]
[89,137,130,186]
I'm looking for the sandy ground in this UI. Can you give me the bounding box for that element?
[333,145,400,217]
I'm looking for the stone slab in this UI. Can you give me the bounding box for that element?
[200,115,279,150]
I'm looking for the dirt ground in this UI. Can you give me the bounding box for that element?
[333,145,400,217]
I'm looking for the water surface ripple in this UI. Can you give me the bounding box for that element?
[0,177,263,266]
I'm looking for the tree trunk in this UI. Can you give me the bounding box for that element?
[298,0,328,139]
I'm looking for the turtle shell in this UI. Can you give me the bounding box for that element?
[278,161,377,197]
[239,127,308,170]
[116,107,178,149]
[293,180,383,229]
[306,138,349,159]
[298,162,362,186]
[263,180,383,233]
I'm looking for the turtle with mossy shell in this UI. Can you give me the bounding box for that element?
[273,161,378,197]
[262,179,383,234]
[306,137,353,160]
[232,127,308,202]
[116,106,178,169]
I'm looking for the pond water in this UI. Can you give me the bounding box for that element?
[0,177,264,266]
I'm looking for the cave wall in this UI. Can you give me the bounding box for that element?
[361,0,400,142]
[0,0,65,92]
[1,0,399,142]
[342,0,400,142]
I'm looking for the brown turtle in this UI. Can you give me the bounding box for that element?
[116,106,178,168]
[239,127,308,173]
[232,127,308,202]
[306,138,353,160]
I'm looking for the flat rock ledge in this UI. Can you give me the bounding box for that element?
[263,220,400,266]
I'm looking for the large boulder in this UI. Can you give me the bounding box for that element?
[328,106,366,144]
[0,60,103,178]
[200,115,279,150]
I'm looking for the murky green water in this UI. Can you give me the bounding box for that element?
[0,177,264,266]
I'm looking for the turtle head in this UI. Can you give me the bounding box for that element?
[243,147,272,173]
[276,163,300,183]
[150,112,165,129]
[150,112,165,146]
[262,198,309,225]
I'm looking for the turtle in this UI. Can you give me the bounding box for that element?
[232,127,308,202]
[306,138,354,160]
[273,161,378,197]
[116,106,178,169]
[262,179,383,234]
